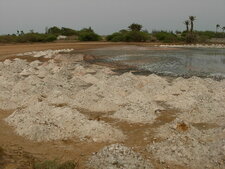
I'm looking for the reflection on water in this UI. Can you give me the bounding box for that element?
[87,47,225,78]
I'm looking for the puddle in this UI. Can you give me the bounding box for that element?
[85,46,225,79]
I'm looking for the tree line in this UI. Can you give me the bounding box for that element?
[1,18,225,43]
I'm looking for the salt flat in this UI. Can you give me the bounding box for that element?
[0,46,224,169]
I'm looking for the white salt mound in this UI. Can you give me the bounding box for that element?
[88,144,153,169]
[5,100,125,142]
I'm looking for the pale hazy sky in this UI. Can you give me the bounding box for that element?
[1,0,225,35]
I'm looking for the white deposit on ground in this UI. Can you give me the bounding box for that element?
[88,144,153,169]
[0,49,225,169]
[16,49,74,58]
[158,44,225,49]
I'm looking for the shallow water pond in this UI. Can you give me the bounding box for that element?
[87,47,225,78]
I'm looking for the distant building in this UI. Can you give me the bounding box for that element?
[57,35,67,40]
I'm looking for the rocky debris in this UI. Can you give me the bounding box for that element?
[87,144,153,169]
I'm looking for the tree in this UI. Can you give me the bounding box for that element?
[189,16,196,32]
[61,27,77,36]
[47,26,61,35]
[119,29,128,33]
[45,27,49,34]
[128,23,142,32]
[78,32,101,41]
[80,27,94,33]
[216,24,220,33]
[184,20,190,32]
[20,31,24,35]
[222,26,225,33]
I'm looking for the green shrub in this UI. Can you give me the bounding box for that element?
[195,31,225,39]
[0,33,57,43]
[124,31,149,42]
[0,35,17,43]
[34,160,58,169]
[152,31,179,43]
[61,27,78,36]
[107,31,149,42]
[59,161,76,169]
[79,27,94,33]
[106,32,125,42]
[47,26,62,35]
[78,32,101,41]
[181,31,225,43]
[33,160,76,169]
[185,32,198,43]
[18,33,57,43]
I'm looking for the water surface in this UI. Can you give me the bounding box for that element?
[86,46,225,79]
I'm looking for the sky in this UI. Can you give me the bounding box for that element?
[0,0,225,35]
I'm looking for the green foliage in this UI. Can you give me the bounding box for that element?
[184,32,198,43]
[77,27,101,41]
[47,27,78,36]
[61,27,78,36]
[78,32,101,41]
[189,16,196,32]
[124,31,149,42]
[18,33,57,42]
[152,31,180,43]
[106,23,149,42]
[47,26,62,35]
[181,31,225,43]
[106,31,149,42]
[106,32,125,42]
[79,27,94,33]
[0,35,18,43]
[33,160,76,169]
[59,161,76,169]
[128,23,143,32]
[0,33,57,43]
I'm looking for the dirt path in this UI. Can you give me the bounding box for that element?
[0,42,162,57]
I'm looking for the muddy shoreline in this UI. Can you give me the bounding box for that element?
[83,53,225,80]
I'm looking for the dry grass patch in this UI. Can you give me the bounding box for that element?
[33,160,77,169]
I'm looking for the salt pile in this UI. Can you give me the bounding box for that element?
[88,144,153,169]
[147,119,225,169]
[6,98,124,142]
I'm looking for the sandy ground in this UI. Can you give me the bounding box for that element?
[0,42,164,58]
[0,43,224,169]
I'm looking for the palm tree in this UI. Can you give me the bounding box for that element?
[216,24,220,33]
[222,27,225,33]
[184,20,190,32]
[189,16,196,32]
